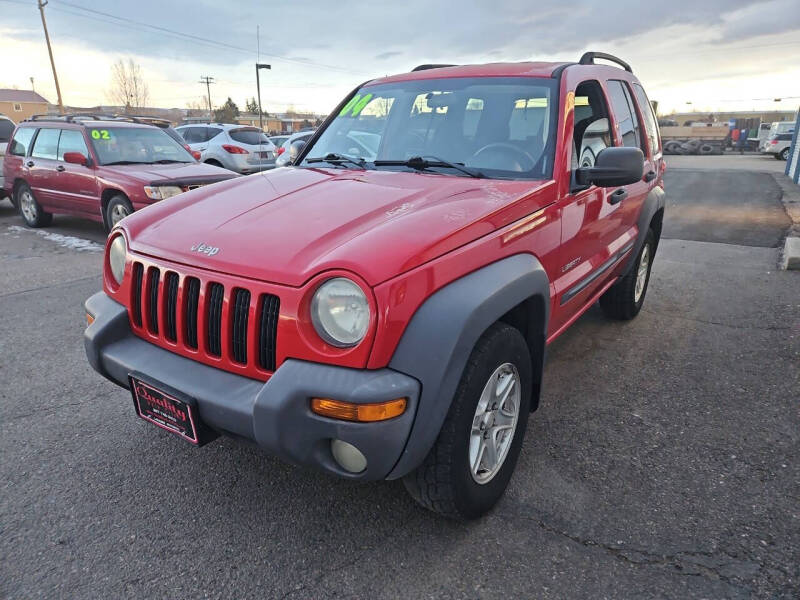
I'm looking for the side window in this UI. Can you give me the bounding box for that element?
[31,128,61,160]
[631,83,660,155]
[607,80,641,149]
[573,80,613,168]
[9,127,35,156]
[179,127,202,143]
[57,129,89,160]
[207,128,223,140]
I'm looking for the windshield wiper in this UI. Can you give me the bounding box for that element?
[151,159,191,164]
[374,155,483,178]
[306,152,366,170]
[102,160,148,165]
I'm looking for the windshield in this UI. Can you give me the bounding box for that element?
[229,128,270,145]
[302,77,558,179]
[87,126,194,165]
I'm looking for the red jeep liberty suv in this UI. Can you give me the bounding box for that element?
[84,53,665,519]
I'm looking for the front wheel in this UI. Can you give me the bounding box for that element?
[403,322,532,519]
[104,194,133,231]
[599,229,655,320]
[16,182,53,228]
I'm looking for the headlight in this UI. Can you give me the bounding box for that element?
[108,234,126,285]
[311,278,370,347]
[143,185,183,200]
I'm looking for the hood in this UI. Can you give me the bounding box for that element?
[99,161,236,185]
[123,167,556,287]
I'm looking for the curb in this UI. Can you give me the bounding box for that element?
[772,174,800,270]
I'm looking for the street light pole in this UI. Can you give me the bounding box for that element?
[256,63,271,130]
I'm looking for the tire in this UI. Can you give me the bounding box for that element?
[204,159,223,167]
[402,322,532,519]
[104,194,133,231]
[778,148,789,161]
[699,144,714,155]
[15,182,53,228]
[599,229,655,320]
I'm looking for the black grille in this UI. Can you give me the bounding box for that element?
[258,294,280,371]
[184,277,200,349]
[231,288,251,364]
[146,268,160,333]
[131,263,143,326]
[164,272,179,342]
[206,282,224,356]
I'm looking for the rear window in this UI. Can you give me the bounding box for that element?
[631,83,660,155]
[229,128,269,145]
[9,127,35,156]
[0,119,15,143]
[607,80,642,149]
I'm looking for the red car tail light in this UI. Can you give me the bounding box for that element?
[770,139,778,145]
[276,146,285,156]
[222,144,249,154]
[192,150,202,160]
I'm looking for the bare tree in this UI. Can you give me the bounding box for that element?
[108,58,149,111]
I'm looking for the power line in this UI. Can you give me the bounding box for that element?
[48,0,369,75]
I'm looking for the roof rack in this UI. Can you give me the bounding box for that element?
[578,52,632,73]
[24,112,169,126]
[412,64,457,72]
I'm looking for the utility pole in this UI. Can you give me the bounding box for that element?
[256,63,271,131]
[37,0,64,114]
[199,76,215,118]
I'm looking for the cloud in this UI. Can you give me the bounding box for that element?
[375,51,403,60]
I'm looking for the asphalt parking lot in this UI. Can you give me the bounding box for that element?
[2,157,799,599]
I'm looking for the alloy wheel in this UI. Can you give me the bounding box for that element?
[469,363,521,484]
[634,243,650,303]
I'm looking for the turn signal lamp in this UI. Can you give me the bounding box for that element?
[311,397,407,422]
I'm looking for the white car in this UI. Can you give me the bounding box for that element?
[176,123,276,174]
[759,121,795,152]
[762,133,793,161]
[0,114,15,203]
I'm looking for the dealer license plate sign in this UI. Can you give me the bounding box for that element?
[129,375,200,444]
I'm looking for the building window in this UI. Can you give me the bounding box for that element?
[13,103,22,112]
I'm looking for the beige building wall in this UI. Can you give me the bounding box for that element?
[0,101,48,122]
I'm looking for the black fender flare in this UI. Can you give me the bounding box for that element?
[620,184,666,276]
[386,253,550,479]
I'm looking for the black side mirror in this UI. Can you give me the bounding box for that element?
[288,140,306,163]
[576,147,644,187]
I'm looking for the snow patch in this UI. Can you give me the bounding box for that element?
[8,225,103,252]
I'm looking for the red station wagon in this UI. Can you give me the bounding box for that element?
[2,115,237,231]
[84,53,665,518]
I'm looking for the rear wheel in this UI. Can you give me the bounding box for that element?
[403,322,532,519]
[105,194,133,231]
[599,229,655,320]
[16,182,52,227]
[778,148,789,161]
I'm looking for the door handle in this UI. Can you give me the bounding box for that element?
[609,188,628,205]
[643,170,656,182]
[56,165,65,172]
[26,160,34,167]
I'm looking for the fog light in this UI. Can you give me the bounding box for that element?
[331,439,367,473]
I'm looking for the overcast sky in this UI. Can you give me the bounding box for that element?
[1,0,799,116]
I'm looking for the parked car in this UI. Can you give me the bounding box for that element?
[762,132,793,160]
[176,123,276,174]
[2,115,237,230]
[274,130,314,167]
[760,121,795,152]
[0,114,15,202]
[84,52,665,519]
[268,135,290,150]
